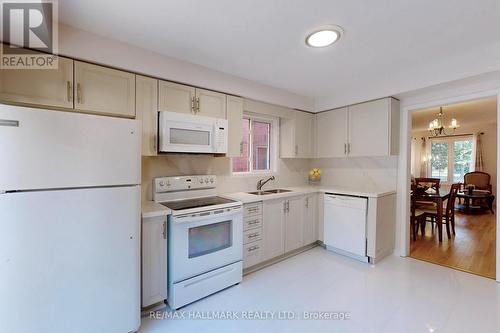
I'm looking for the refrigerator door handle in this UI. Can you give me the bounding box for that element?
[0,119,19,127]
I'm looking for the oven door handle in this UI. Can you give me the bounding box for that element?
[173,207,242,224]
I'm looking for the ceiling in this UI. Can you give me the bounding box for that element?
[59,0,500,111]
[411,97,497,131]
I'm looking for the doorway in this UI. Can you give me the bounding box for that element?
[409,97,497,278]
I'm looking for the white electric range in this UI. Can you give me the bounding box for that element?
[153,175,243,310]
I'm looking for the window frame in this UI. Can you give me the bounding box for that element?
[427,135,475,184]
[231,112,278,176]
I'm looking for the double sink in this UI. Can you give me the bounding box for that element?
[247,189,292,196]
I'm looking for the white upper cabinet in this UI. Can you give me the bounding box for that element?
[0,56,74,109]
[158,82,226,118]
[226,95,244,157]
[158,81,196,115]
[136,75,158,156]
[315,98,399,158]
[74,61,136,118]
[196,88,226,118]
[280,110,314,158]
[316,107,348,158]
[348,98,399,157]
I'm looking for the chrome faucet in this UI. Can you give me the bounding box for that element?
[257,176,275,191]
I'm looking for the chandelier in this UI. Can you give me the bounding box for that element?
[428,107,459,136]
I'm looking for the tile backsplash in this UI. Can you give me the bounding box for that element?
[141,154,398,201]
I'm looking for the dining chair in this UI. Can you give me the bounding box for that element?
[414,177,441,191]
[416,183,460,239]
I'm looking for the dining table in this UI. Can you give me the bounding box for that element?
[411,187,450,242]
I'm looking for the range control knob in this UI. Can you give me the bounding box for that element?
[205,178,209,184]
[199,178,204,184]
[159,180,165,187]
[210,178,214,183]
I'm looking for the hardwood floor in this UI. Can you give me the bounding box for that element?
[410,210,496,279]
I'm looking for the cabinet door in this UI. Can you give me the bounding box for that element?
[0,56,74,109]
[295,111,314,158]
[158,81,195,114]
[141,216,167,307]
[262,199,285,261]
[348,99,390,157]
[74,61,136,117]
[226,95,244,157]
[303,194,317,245]
[136,76,158,156]
[285,196,304,252]
[196,88,226,118]
[316,107,348,157]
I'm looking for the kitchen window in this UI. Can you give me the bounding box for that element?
[428,135,474,183]
[232,114,277,174]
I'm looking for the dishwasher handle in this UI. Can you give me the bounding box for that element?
[324,193,367,209]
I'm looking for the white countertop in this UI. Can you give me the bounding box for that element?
[221,185,396,204]
[141,201,171,219]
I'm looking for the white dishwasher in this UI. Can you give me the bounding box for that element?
[323,193,369,262]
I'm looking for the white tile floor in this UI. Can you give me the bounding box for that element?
[140,247,500,333]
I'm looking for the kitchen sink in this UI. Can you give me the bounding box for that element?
[266,189,292,194]
[247,189,292,195]
[247,191,273,195]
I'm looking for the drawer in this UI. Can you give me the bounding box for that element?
[243,240,262,269]
[243,228,262,244]
[243,215,263,231]
[244,203,262,217]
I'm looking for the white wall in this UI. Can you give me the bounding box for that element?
[58,24,315,111]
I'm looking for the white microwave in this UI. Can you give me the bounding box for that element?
[159,111,228,154]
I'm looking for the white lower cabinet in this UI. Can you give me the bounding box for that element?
[262,199,286,261]
[243,194,319,270]
[142,215,167,308]
[303,194,318,245]
[284,196,304,252]
[242,203,263,269]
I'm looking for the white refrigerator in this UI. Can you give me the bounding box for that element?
[0,105,141,333]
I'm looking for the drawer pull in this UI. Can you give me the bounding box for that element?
[247,220,259,225]
[247,233,259,239]
[247,245,260,252]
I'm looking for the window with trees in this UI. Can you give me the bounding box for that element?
[429,136,474,183]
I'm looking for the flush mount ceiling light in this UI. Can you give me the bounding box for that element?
[305,25,344,48]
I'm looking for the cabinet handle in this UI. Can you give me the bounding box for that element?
[247,219,259,225]
[66,81,72,102]
[76,83,82,103]
[191,96,196,113]
[162,221,167,239]
[344,143,347,155]
[248,233,259,239]
[240,141,243,154]
[348,143,351,154]
[283,201,287,213]
[305,197,309,208]
[196,97,200,113]
[247,245,260,252]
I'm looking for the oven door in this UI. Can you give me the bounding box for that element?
[159,111,215,153]
[169,207,243,283]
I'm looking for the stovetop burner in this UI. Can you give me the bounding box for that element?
[160,196,238,211]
